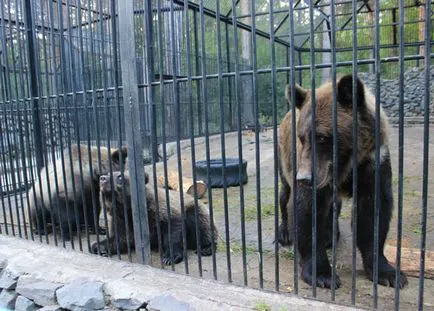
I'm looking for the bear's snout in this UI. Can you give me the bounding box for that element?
[296,171,312,185]
[100,175,109,184]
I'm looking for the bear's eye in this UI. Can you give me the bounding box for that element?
[298,134,305,144]
[316,135,327,144]
[116,175,123,184]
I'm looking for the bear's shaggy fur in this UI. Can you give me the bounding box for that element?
[278,75,407,289]
[28,144,128,241]
[91,171,218,265]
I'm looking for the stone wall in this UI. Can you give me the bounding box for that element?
[358,66,434,121]
[0,236,361,311]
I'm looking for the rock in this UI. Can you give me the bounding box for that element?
[0,266,20,290]
[56,280,104,311]
[15,295,38,311]
[147,294,196,311]
[38,306,64,311]
[111,297,147,310]
[16,275,62,306]
[0,289,18,309]
[0,259,7,272]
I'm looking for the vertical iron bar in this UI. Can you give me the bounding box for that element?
[86,0,104,246]
[24,1,49,243]
[288,0,299,294]
[308,0,318,297]
[394,0,405,308]
[330,0,339,300]
[143,0,159,264]
[186,0,204,276]
[199,0,222,280]
[351,0,359,305]
[193,10,203,137]
[224,23,233,131]
[156,0,176,270]
[230,0,246,285]
[216,0,230,282]
[64,0,85,252]
[112,0,133,263]
[373,0,381,307]
[418,0,431,309]
[145,0,166,268]
[169,0,186,272]
[8,0,28,239]
[298,51,302,85]
[66,0,91,251]
[37,0,58,246]
[268,0,279,292]
[76,0,101,254]
[47,0,65,247]
[250,0,264,289]
[117,0,151,265]
[56,0,75,248]
[98,0,118,257]
[3,0,22,239]
[24,0,44,171]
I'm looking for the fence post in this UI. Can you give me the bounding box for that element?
[24,0,44,170]
[117,0,152,265]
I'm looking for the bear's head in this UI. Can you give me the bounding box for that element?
[286,74,367,189]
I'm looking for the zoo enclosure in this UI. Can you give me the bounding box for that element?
[0,0,433,310]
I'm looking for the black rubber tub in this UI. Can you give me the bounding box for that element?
[195,158,248,188]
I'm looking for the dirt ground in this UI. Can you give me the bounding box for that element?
[1,125,433,310]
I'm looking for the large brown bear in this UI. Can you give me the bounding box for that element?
[278,75,407,289]
[28,144,128,241]
[91,171,218,265]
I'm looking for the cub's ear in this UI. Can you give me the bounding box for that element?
[144,172,149,184]
[337,75,365,108]
[111,146,128,165]
[285,83,307,109]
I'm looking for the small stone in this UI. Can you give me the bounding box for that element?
[0,289,18,309]
[147,294,196,311]
[38,305,64,311]
[111,297,147,310]
[56,280,104,311]
[0,259,7,272]
[16,275,62,306]
[15,295,38,311]
[0,267,20,290]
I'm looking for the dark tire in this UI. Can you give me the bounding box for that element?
[195,158,248,188]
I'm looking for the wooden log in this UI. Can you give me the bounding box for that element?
[384,244,434,279]
[158,171,207,199]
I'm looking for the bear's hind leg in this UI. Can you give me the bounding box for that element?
[356,154,408,288]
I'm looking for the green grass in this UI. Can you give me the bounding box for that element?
[280,248,295,260]
[254,302,271,311]
[244,202,276,221]
[216,240,263,255]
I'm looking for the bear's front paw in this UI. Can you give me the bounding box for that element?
[301,261,341,289]
[365,263,408,288]
[278,222,292,246]
[162,252,183,266]
[90,241,110,257]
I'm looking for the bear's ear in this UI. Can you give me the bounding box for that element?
[337,75,365,108]
[111,146,128,165]
[144,171,149,184]
[285,84,307,109]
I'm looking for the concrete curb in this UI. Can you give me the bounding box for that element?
[0,235,363,310]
